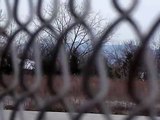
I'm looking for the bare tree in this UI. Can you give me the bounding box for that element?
[104,41,138,79]
[120,41,137,79]
[0,9,32,74]
[0,10,7,54]
[33,3,111,58]
[32,2,112,74]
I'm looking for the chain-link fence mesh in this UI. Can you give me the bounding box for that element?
[0,0,160,120]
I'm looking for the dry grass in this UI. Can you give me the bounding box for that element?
[1,74,160,115]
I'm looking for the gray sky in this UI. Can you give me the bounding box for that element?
[92,0,160,44]
[0,0,160,44]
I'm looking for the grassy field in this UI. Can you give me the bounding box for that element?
[1,75,160,115]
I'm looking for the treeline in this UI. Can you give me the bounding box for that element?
[1,41,160,81]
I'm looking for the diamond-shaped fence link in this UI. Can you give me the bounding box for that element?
[0,0,160,120]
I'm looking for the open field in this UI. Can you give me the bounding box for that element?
[1,75,160,115]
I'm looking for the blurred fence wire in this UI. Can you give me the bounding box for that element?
[0,0,160,120]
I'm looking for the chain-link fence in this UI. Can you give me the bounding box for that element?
[0,0,160,120]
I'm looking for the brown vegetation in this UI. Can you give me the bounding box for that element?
[1,75,160,115]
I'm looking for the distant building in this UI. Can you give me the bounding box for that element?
[21,59,35,75]
[23,59,35,70]
[0,57,35,74]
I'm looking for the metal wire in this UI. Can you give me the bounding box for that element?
[0,0,159,120]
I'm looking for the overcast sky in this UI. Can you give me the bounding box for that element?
[91,0,160,44]
[0,0,160,44]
